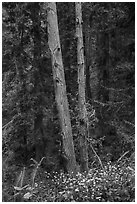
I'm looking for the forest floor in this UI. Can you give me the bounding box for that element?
[2,159,135,202]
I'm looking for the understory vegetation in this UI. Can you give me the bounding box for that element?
[3,157,135,202]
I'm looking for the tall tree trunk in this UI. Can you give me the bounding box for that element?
[31,3,45,162]
[103,32,110,102]
[47,2,77,174]
[75,2,89,173]
[85,12,99,102]
[89,30,99,101]
[84,21,92,100]
[97,31,109,103]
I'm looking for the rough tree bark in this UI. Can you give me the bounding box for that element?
[85,12,102,141]
[85,11,99,101]
[47,2,77,174]
[84,21,92,100]
[75,2,89,172]
[30,3,46,162]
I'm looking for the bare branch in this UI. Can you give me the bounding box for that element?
[2,120,13,130]
[117,151,129,163]
[100,84,134,92]
[94,99,124,107]
[87,138,105,172]
[124,120,135,127]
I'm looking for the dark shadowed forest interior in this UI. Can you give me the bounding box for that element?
[2,2,135,202]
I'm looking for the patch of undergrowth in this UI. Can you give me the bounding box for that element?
[3,159,134,202]
[38,162,134,202]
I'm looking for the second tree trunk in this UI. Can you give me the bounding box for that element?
[75,2,89,172]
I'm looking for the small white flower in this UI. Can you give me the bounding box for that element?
[23,192,33,200]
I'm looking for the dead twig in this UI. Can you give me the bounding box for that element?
[31,157,46,188]
[117,151,129,163]
[2,120,13,129]
[87,139,105,172]
[94,99,124,107]
[124,120,135,127]
[15,167,26,188]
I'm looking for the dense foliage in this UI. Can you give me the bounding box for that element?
[2,2,134,202]
[3,160,135,202]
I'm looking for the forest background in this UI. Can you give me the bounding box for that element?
[2,1,135,202]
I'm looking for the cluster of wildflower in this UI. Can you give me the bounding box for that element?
[50,162,134,202]
[28,162,134,202]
